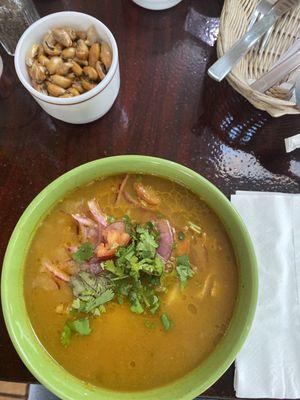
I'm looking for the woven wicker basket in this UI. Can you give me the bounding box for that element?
[217,0,300,117]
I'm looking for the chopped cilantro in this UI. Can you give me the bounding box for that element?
[72,243,94,263]
[60,318,91,347]
[123,214,132,234]
[114,224,163,282]
[135,225,158,259]
[60,324,72,347]
[161,314,172,331]
[71,298,81,310]
[178,231,185,241]
[59,212,196,348]
[70,272,110,299]
[70,272,113,315]
[117,280,132,297]
[103,259,125,277]
[82,289,114,313]
[176,254,194,286]
[148,275,161,286]
[117,294,123,304]
[107,215,115,224]
[130,292,144,314]
[148,293,160,314]
[68,318,91,336]
[110,275,129,282]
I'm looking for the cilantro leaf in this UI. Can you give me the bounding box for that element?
[116,243,135,266]
[60,324,72,347]
[82,289,114,313]
[123,215,133,234]
[71,298,81,310]
[68,318,91,336]
[103,259,125,277]
[72,243,94,263]
[117,280,132,297]
[107,215,115,224]
[127,255,141,280]
[70,272,114,315]
[161,314,172,331]
[60,318,91,347]
[70,272,110,299]
[148,293,160,314]
[129,292,144,314]
[135,226,158,259]
[176,254,194,286]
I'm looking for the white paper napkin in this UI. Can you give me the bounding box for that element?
[285,134,300,153]
[231,191,300,399]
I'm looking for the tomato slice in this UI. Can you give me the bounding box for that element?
[95,223,130,259]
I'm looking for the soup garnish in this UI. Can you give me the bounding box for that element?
[24,174,238,391]
[42,176,199,346]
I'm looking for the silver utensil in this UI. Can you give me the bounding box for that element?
[274,38,300,67]
[255,39,300,99]
[208,0,298,82]
[295,74,300,108]
[247,0,275,52]
[251,50,300,93]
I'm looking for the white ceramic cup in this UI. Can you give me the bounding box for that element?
[132,0,182,10]
[14,11,120,124]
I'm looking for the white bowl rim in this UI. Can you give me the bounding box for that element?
[14,11,119,106]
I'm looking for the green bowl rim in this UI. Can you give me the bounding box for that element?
[1,155,258,400]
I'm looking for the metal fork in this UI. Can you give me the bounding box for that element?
[295,74,300,108]
[247,0,276,52]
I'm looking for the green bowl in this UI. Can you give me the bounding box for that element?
[1,156,258,400]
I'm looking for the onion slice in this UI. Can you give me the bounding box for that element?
[155,219,174,262]
[87,199,108,227]
[115,174,129,205]
[43,259,70,282]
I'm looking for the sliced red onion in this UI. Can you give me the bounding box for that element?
[124,191,153,211]
[115,174,129,205]
[80,257,104,275]
[42,259,70,282]
[88,200,109,243]
[104,221,126,233]
[72,214,97,228]
[124,191,139,206]
[155,219,174,262]
[87,199,108,227]
[72,213,98,243]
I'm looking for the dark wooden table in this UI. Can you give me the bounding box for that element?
[0,0,299,398]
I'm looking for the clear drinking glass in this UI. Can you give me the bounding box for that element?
[0,0,39,55]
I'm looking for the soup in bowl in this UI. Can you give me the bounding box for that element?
[1,156,257,400]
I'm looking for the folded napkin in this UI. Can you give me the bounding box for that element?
[285,134,300,153]
[231,191,300,399]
